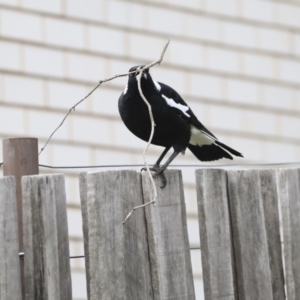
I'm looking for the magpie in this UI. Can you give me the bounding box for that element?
[118,65,243,187]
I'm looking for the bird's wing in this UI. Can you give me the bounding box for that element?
[158,82,218,140]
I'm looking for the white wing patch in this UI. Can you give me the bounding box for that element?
[189,126,214,146]
[123,84,128,94]
[154,80,161,92]
[162,94,190,117]
[200,129,217,141]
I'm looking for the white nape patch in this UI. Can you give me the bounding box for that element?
[189,126,214,146]
[162,94,190,117]
[123,84,128,94]
[143,72,147,79]
[153,80,161,92]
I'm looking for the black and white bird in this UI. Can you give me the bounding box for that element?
[118,65,243,186]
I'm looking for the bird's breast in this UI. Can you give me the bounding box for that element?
[118,93,191,147]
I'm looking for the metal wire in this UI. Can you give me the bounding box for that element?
[38,162,300,169]
[1,161,300,170]
[19,248,201,260]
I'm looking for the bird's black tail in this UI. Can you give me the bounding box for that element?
[214,141,243,157]
[188,141,243,162]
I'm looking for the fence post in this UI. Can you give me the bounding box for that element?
[227,169,273,300]
[22,174,72,300]
[142,170,195,300]
[0,177,22,300]
[79,170,152,300]
[259,170,285,300]
[195,169,237,300]
[277,168,300,300]
[2,137,39,298]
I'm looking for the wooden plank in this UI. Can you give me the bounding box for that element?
[195,169,237,300]
[142,170,195,300]
[227,169,273,300]
[277,168,300,300]
[22,174,72,300]
[79,173,90,299]
[259,170,285,300]
[0,177,22,300]
[79,170,152,300]
[3,137,39,298]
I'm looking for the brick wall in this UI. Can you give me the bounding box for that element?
[0,0,299,299]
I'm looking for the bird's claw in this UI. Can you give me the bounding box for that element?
[153,171,167,188]
[141,166,167,188]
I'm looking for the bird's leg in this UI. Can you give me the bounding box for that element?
[153,146,171,168]
[141,146,171,188]
[153,150,180,177]
[141,146,171,171]
[152,150,181,188]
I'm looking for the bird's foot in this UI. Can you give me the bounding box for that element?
[141,165,167,188]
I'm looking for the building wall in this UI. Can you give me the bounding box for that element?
[0,0,299,299]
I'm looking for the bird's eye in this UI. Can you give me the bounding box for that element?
[129,72,135,77]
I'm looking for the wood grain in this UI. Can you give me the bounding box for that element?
[195,169,237,300]
[259,169,285,300]
[142,170,195,300]
[22,174,72,300]
[227,169,273,300]
[0,176,22,300]
[3,137,39,297]
[80,170,152,300]
[277,168,300,300]
[79,172,91,300]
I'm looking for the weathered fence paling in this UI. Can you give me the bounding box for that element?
[227,169,278,300]
[277,168,300,300]
[80,170,195,300]
[195,169,236,300]
[142,170,195,300]
[80,170,152,300]
[0,177,22,300]
[3,137,39,298]
[22,174,72,300]
[79,173,91,300]
[259,170,285,300]
[196,168,291,300]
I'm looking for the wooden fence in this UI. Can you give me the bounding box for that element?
[1,168,300,300]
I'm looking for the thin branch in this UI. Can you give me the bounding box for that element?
[38,70,142,156]
[123,72,157,224]
[123,40,170,224]
[39,40,169,156]
[36,39,170,224]
[123,200,156,224]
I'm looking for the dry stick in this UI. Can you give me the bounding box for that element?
[36,39,170,223]
[123,40,170,224]
[39,40,169,157]
[122,72,156,224]
[38,70,143,156]
[39,40,169,156]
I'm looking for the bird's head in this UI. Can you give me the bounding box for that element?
[124,64,161,95]
[128,65,150,82]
